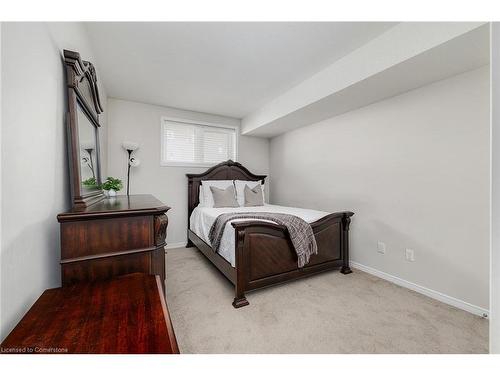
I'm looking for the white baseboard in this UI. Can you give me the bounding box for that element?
[350,261,489,318]
[165,242,187,250]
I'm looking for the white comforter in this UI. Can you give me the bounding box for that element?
[189,204,330,267]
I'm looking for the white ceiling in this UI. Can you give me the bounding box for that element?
[85,22,396,118]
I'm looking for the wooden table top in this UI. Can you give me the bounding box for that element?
[0,273,179,354]
[57,194,170,221]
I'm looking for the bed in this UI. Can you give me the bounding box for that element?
[186,160,354,308]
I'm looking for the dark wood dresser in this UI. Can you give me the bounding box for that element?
[57,194,170,289]
[0,274,179,354]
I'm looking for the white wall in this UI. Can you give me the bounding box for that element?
[0,22,107,340]
[269,67,490,311]
[491,22,500,353]
[106,98,269,247]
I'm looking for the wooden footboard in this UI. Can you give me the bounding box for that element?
[231,211,354,308]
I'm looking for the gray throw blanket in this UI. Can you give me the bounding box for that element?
[208,212,318,268]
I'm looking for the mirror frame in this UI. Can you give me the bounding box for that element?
[64,49,105,209]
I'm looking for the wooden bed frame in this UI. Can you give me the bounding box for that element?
[186,160,354,308]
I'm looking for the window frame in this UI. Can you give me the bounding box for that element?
[160,116,239,168]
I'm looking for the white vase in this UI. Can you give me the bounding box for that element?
[107,189,117,197]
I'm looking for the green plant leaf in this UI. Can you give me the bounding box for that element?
[101,177,123,191]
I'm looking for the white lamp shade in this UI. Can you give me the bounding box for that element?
[122,141,139,151]
[129,157,141,167]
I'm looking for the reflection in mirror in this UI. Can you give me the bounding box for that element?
[77,104,100,194]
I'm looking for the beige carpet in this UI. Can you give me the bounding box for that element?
[166,247,488,354]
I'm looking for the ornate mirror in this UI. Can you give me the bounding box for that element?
[64,50,105,209]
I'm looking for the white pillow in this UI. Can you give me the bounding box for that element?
[234,180,265,206]
[201,180,235,208]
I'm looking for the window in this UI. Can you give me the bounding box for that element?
[161,118,237,167]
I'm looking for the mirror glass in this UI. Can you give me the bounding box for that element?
[77,103,100,194]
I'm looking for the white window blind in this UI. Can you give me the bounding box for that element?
[161,119,237,167]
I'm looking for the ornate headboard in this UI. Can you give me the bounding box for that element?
[186,160,267,222]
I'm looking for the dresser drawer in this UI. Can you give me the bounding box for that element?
[60,215,153,260]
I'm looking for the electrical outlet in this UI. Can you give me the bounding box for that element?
[377,241,386,254]
[405,248,415,262]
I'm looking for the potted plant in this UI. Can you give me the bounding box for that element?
[101,177,123,197]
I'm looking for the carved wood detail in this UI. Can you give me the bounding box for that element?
[155,214,168,246]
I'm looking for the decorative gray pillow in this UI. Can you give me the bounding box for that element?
[244,184,264,206]
[210,185,239,208]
